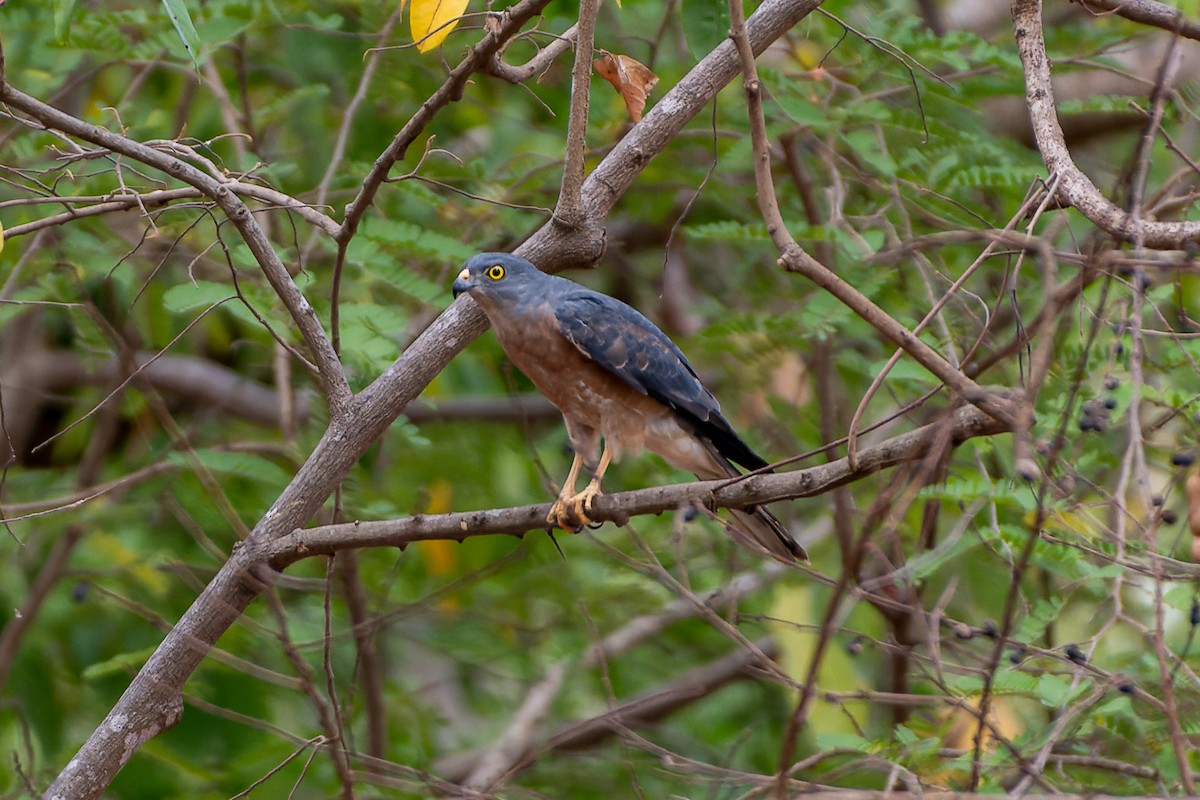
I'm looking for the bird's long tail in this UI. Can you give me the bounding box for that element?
[693,447,807,563]
[727,506,807,563]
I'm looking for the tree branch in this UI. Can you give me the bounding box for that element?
[1014,0,1200,247]
[486,24,578,83]
[553,0,598,227]
[1,182,339,241]
[266,404,1008,567]
[1074,0,1200,40]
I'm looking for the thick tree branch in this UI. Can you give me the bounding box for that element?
[1014,0,1200,247]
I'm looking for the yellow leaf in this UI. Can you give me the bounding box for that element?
[419,479,461,613]
[411,0,469,53]
[0,218,4,256]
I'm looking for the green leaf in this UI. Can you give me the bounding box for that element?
[360,218,475,262]
[161,0,202,66]
[813,730,874,753]
[684,220,769,241]
[166,449,292,487]
[161,280,237,314]
[55,0,78,43]
[773,94,829,128]
[338,303,402,374]
[1035,673,1088,707]
[681,0,730,61]
[82,646,157,680]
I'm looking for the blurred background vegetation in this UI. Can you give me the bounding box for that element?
[2,0,1199,797]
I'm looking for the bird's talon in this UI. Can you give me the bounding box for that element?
[547,499,586,533]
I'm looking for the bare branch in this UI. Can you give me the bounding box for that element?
[553,0,598,227]
[487,24,578,83]
[1014,0,1200,247]
[1074,0,1200,40]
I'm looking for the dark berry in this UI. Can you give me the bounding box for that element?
[1104,375,1119,391]
[1162,509,1178,525]
[1065,643,1086,663]
[1103,396,1118,410]
[1171,453,1196,467]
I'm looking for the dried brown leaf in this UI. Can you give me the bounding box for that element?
[593,50,659,123]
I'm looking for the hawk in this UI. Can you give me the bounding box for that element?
[452,253,805,562]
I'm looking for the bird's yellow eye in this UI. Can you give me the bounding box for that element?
[486,264,505,280]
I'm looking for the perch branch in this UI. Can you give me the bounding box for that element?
[266,404,1008,567]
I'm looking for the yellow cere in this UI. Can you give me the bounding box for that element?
[457,267,469,282]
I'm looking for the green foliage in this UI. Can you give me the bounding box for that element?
[1,0,1198,797]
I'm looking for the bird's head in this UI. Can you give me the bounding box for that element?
[452,253,544,306]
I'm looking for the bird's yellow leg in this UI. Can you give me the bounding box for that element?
[570,448,612,523]
[547,453,585,530]
[547,448,612,531]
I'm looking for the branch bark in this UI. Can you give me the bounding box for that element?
[1014,0,1200,247]
[1074,0,1200,40]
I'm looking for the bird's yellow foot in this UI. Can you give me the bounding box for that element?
[547,482,604,532]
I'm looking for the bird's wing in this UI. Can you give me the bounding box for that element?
[553,291,769,472]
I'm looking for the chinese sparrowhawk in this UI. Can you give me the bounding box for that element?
[452,252,805,563]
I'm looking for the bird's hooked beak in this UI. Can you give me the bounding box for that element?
[451,267,473,299]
